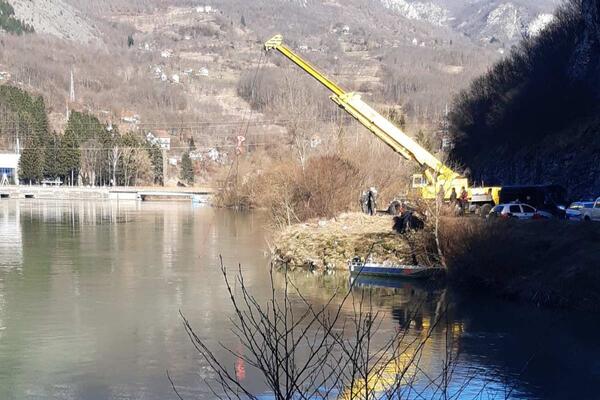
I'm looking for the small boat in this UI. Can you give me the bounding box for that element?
[348,257,444,280]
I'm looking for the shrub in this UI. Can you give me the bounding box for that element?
[216,154,365,226]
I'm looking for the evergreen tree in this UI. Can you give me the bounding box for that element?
[147,144,164,185]
[0,0,34,35]
[65,111,103,143]
[97,126,114,186]
[31,97,49,139]
[19,137,43,183]
[180,152,194,185]
[59,126,81,185]
[127,34,134,48]
[44,131,61,179]
[240,15,246,27]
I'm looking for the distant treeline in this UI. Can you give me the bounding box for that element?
[0,1,34,35]
[449,0,600,185]
[0,85,163,186]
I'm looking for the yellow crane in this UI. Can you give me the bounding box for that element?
[264,34,499,208]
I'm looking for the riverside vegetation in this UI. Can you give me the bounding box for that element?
[0,85,164,186]
[217,0,600,312]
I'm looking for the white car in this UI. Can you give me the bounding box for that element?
[487,203,546,220]
[580,197,600,222]
[566,201,595,221]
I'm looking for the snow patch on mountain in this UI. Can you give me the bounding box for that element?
[484,3,525,40]
[527,13,555,37]
[379,0,452,27]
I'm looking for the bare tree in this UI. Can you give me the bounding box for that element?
[109,146,122,186]
[174,257,467,400]
[80,138,100,186]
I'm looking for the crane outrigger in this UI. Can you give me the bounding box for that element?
[264,34,499,208]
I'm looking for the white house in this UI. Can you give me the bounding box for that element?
[146,130,171,150]
[0,153,20,185]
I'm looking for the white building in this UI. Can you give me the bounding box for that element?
[146,131,171,150]
[0,153,20,185]
[197,67,209,77]
[196,5,215,13]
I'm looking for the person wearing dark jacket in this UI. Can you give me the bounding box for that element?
[449,187,458,206]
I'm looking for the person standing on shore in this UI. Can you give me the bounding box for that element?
[366,187,377,216]
[459,186,469,214]
[449,187,458,206]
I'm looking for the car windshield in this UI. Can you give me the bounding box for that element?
[569,203,582,209]
[492,205,504,213]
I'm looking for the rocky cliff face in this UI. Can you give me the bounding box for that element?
[569,0,600,97]
[472,117,600,200]
[450,0,600,200]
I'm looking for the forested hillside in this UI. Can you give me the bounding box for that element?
[0,85,163,185]
[0,0,33,34]
[449,0,600,199]
[0,0,565,190]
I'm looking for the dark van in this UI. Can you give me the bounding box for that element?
[498,185,568,218]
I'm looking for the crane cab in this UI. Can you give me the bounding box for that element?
[412,174,427,188]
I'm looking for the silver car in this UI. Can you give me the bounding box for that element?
[487,203,545,220]
[566,201,594,221]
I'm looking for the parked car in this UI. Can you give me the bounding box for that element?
[498,185,568,218]
[579,197,600,222]
[566,201,595,221]
[487,202,547,220]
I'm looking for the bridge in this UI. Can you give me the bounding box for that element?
[0,185,214,202]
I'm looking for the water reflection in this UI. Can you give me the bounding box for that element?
[0,201,597,399]
[0,201,22,268]
[278,270,600,399]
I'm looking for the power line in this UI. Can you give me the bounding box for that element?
[16,142,278,151]
[0,117,346,129]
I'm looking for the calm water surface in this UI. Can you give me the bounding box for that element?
[0,200,598,399]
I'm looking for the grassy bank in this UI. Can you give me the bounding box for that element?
[440,218,600,312]
[271,212,439,270]
[272,213,600,312]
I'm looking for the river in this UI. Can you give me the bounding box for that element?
[0,200,598,399]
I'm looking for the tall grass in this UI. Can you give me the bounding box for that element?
[440,218,600,311]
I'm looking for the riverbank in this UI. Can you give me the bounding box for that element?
[271,212,439,270]
[440,218,600,312]
[272,214,600,312]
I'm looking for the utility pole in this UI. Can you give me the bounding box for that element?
[69,68,75,102]
[162,148,167,186]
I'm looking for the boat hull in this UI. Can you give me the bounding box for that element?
[349,263,443,280]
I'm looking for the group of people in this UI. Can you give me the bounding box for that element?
[448,186,469,214]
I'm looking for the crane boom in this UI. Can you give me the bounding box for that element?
[264,34,464,192]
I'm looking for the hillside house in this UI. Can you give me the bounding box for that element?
[196,5,215,13]
[189,150,203,161]
[146,130,171,150]
[121,112,140,125]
